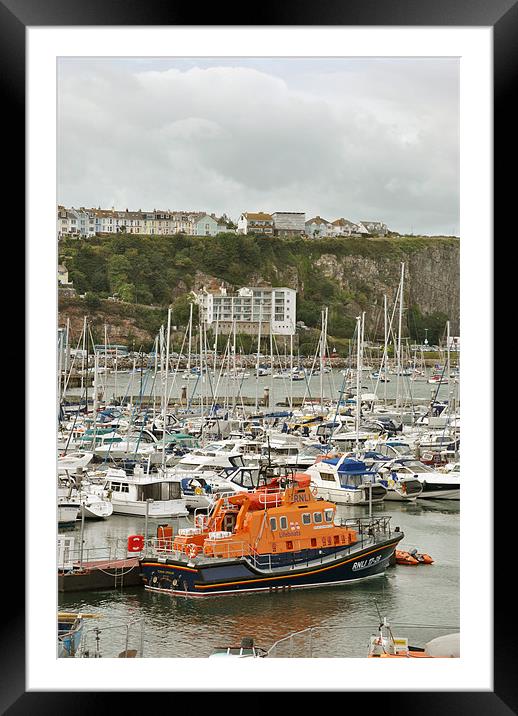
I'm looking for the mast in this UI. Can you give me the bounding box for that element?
[232,318,237,412]
[161,306,172,471]
[104,323,108,403]
[395,262,405,415]
[319,308,325,413]
[186,302,193,404]
[290,328,294,412]
[269,318,274,411]
[93,348,99,419]
[80,315,87,397]
[355,315,361,455]
[84,319,89,416]
[214,304,219,377]
[446,319,451,425]
[200,321,204,421]
[383,294,388,404]
[255,299,262,411]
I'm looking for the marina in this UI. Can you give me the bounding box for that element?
[56,278,461,657]
[51,51,465,669]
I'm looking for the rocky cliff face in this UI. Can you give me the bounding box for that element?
[311,243,459,333]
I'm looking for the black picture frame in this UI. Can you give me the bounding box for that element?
[6,0,504,710]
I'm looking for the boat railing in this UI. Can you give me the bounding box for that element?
[79,617,145,658]
[58,538,130,571]
[337,515,394,543]
[257,490,283,507]
[145,537,187,560]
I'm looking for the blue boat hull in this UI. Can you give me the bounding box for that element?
[139,535,403,597]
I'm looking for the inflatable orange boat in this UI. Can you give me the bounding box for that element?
[395,549,434,566]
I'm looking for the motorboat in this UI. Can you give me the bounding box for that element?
[80,485,114,519]
[371,372,390,382]
[427,374,448,385]
[58,475,113,520]
[360,452,423,501]
[180,465,280,510]
[58,613,84,657]
[329,431,380,453]
[102,465,188,517]
[138,473,403,596]
[365,439,415,460]
[368,617,459,658]
[385,458,460,499]
[209,637,267,658]
[58,501,79,527]
[91,430,159,461]
[416,431,460,454]
[305,456,387,505]
[259,438,327,470]
[57,451,94,474]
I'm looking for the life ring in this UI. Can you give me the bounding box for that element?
[188,544,200,559]
[194,487,203,495]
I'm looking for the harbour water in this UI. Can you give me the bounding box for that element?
[66,368,454,407]
[58,499,459,658]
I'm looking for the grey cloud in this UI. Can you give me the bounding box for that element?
[58,58,459,234]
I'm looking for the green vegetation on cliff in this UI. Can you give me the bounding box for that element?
[59,232,458,343]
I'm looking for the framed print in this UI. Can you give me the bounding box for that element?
[5,0,507,709]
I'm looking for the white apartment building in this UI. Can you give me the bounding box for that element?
[195,285,296,336]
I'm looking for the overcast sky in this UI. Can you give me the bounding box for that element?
[58,57,459,235]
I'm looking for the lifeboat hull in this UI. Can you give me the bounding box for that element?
[139,534,403,597]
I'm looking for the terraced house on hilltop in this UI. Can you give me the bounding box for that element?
[57,206,231,239]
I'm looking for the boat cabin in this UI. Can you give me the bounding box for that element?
[171,474,358,559]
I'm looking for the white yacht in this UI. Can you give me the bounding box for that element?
[329,431,378,453]
[58,476,113,520]
[259,437,325,469]
[57,451,94,474]
[179,465,272,510]
[386,459,460,499]
[305,456,387,505]
[102,465,188,517]
[92,430,159,461]
[358,452,422,501]
[57,502,79,526]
